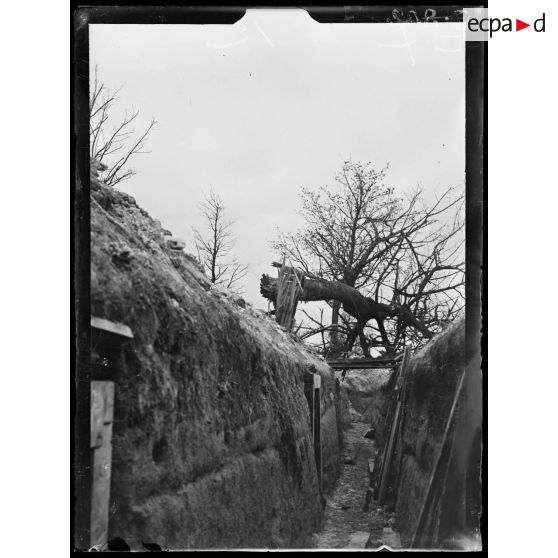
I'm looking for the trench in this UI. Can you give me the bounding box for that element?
[86,176,480,551]
[314,402,393,550]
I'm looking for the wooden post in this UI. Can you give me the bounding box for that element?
[377,401,402,505]
[304,374,315,443]
[88,317,133,549]
[313,374,322,493]
[90,381,115,547]
[410,370,466,549]
[376,346,412,505]
[304,371,323,494]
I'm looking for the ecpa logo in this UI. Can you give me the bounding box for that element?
[464,9,546,40]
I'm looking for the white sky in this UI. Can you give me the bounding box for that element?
[90,9,465,309]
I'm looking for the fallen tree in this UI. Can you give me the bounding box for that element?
[270,161,464,356]
[261,266,434,355]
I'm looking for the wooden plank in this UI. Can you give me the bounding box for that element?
[327,357,400,370]
[328,363,399,370]
[304,377,315,446]
[91,422,113,546]
[395,347,412,391]
[377,401,401,504]
[327,357,402,365]
[90,381,115,547]
[90,382,115,448]
[410,370,466,549]
[376,346,412,505]
[91,316,134,339]
[314,384,322,494]
[90,385,105,449]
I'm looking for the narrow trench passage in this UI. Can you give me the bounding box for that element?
[315,403,393,549]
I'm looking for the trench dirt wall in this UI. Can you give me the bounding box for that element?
[90,178,347,549]
[377,318,482,549]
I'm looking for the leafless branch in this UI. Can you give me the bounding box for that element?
[193,189,248,294]
[89,65,156,187]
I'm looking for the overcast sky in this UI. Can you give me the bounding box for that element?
[90,9,465,309]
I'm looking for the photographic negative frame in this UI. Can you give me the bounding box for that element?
[73,4,486,552]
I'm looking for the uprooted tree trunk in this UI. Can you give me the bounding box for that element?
[260,270,433,354]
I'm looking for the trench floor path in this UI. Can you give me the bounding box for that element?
[315,407,393,549]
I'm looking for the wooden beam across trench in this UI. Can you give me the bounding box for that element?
[326,357,401,370]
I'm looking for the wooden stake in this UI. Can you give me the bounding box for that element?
[90,381,115,547]
[376,346,411,505]
[410,369,466,549]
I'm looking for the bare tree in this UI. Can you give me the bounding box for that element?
[89,65,156,187]
[193,190,248,292]
[264,160,464,357]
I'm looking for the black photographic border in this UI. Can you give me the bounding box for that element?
[72,3,486,552]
